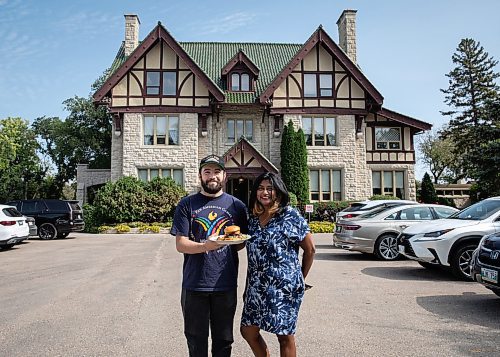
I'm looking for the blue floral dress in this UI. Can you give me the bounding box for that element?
[241,206,310,335]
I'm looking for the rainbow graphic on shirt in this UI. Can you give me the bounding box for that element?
[194,210,230,237]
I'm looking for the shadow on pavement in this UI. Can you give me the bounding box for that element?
[314,251,377,261]
[417,293,500,329]
[361,265,459,281]
[314,244,337,249]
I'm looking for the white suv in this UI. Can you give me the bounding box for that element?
[398,197,500,280]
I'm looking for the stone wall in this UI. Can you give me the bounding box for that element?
[120,112,200,194]
[76,164,111,205]
[368,163,417,201]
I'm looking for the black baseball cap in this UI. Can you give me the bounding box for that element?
[199,154,225,171]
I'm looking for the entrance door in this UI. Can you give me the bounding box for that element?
[226,178,253,206]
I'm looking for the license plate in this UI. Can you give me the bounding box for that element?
[481,267,498,284]
[335,225,342,233]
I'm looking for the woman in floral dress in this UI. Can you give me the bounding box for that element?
[241,172,315,357]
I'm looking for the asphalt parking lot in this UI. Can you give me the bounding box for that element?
[1,233,499,356]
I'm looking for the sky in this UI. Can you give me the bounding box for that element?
[1,0,499,178]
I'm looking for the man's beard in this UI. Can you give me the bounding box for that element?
[201,179,223,194]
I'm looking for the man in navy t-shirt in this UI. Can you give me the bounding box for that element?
[171,154,248,357]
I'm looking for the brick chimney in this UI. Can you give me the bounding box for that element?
[336,9,357,64]
[124,14,140,56]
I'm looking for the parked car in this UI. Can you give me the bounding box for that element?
[334,204,458,260]
[0,204,30,249]
[6,199,85,240]
[398,196,500,280]
[336,199,416,222]
[26,216,38,237]
[471,232,500,297]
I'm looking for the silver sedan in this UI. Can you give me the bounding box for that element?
[333,204,458,260]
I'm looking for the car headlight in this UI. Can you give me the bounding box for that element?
[414,228,455,242]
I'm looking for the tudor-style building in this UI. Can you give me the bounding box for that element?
[77,10,432,205]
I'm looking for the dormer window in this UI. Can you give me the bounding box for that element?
[231,72,251,91]
[222,50,260,93]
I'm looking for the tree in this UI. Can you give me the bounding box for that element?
[280,121,296,193]
[463,99,500,198]
[418,131,455,183]
[280,121,309,204]
[440,38,500,180]
[33,70,112,196]
[295,128,309,203]
[0,117,44,201]
[420,172,438,203]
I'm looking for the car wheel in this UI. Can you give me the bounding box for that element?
[450,243,477,281]
[374,234,400,261]
[57,232,69,239]
[39,223,58,240]
[418,261,440,269]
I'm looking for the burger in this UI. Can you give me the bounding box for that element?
[221,225,242,241]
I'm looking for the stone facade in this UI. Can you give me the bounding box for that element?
[120,112,200,194]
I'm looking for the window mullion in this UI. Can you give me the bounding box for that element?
[330,169,333,198]
[154,116,157,145]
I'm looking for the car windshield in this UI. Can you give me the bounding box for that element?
[448,199,500,221]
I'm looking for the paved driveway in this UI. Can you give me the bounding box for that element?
[1,233,499,356]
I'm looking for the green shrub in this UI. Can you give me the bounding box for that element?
[369,195,400,200]
[289,192,298,207]
[143,177,187,222]
[91,176,186,225]
[308,221,335,233]
[302,201,351,221]
[93,176,147,224]
[82,204,100,233]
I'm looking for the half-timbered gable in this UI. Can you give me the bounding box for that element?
[79,10,433,206]
[261,26,382,113]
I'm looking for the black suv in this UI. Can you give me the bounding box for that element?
[471,232,500,298]
[6,199,85,239]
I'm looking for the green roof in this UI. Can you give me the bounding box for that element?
[179,42,302,103]
[108,41,302,104]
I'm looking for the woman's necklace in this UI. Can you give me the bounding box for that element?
[259,212,273,227]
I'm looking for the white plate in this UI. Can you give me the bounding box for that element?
[209,234,251,245]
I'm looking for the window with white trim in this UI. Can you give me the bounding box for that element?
[372,170,405,199]
[227,119,253,142]
[375,127,401,150]
[302,117,336,146]
[309,169,342,201]
[143,115,179,146]
[230,72,251,91]
[137,168,183,186]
